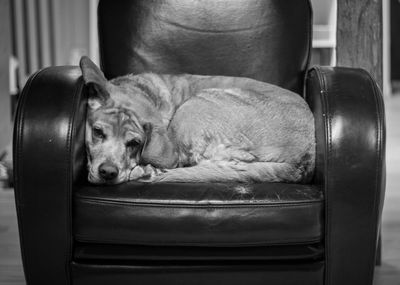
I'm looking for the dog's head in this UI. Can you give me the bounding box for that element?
[80,56,153,184]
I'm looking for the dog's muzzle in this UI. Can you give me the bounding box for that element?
[98,162,119,181]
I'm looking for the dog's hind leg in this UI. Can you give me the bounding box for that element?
[150,160,306,183]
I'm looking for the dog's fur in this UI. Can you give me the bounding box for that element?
[80,56,315,184]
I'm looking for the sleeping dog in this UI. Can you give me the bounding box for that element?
[80,56,315,184]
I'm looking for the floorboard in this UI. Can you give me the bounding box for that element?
[0,188,24,285]
[373,94,400,285]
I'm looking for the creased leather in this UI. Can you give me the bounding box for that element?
[74,182,323,246]
[98,0,312,94]
[74,242,324,261]
[305,67,386,285]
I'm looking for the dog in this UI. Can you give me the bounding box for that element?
[80,56,315,185]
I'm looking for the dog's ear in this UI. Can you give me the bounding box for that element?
[79,56,110,110]
[140,123,178,169]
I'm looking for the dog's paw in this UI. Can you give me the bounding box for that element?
[138,165,162,182]
[129,165,164,182]
[129,166,146,181]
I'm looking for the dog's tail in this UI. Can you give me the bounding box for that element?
[152,160,305,183]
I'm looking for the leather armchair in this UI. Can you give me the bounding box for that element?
[13,0,385,284]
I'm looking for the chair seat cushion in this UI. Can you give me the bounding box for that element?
[73,182,323,247]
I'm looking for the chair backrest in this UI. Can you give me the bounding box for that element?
[98,0,312,94]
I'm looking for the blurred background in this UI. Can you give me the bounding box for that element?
[0,0,399,284]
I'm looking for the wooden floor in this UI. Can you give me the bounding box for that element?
[0,188,23,285]
[1,95,400,285]
[373,94,400,285]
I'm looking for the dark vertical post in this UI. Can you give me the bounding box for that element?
[391,0,400,84]
[337,0,383,89]
[0,0,12,151]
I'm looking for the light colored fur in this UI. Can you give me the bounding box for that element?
[154,161,305,183]
[80,56,315,184]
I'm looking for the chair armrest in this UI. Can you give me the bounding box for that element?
[305,66,386,285]
[13,66,87,284]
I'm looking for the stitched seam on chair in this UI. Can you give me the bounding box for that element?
[73,235,323,247]
[370,72,381,284]
[64,76,84,285]
[323,69,332,285]
[74,191,323,205]
[326,72,333,285]
[74,195,323,205]
[76,198,323,209]
[362,69,383,283]
[14,68,49,285]
[313,67,331,285]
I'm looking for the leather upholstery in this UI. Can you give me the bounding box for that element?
[74,182,323,246]
[306,67,386,285]
[74,242,324,261]
[98,0,312,94]
[13,66,87,285]
[13,1,386,284]
[71,261,324,285]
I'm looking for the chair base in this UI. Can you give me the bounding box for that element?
[72,260,324,285]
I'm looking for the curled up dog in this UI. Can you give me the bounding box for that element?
[80,56,315,185]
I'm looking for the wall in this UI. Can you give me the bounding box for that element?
[0,0,12,151]
[310,0,337,66]
[52,0,91,66]
[10,0,92,86]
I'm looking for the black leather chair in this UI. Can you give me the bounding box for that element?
[13,0,385,284]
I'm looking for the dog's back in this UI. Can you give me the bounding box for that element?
[159,79,315,183]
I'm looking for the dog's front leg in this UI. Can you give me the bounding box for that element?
[129,164,163,182]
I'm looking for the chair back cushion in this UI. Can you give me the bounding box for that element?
[98,0,312,94]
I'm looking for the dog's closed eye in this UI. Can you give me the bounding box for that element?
[126,139,141,149]
[93,126,106,139]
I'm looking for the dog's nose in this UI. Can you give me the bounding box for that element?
[98,162,119,181]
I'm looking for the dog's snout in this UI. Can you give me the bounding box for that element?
[98,162,119,181]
